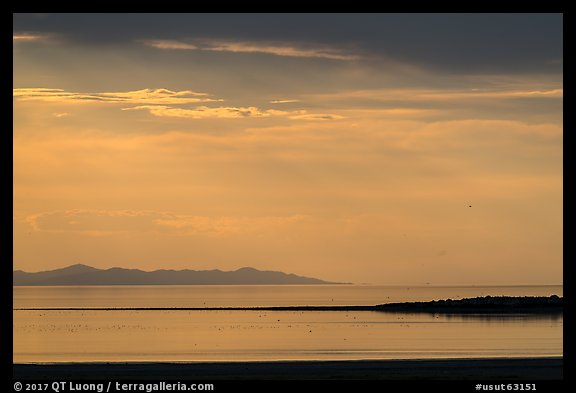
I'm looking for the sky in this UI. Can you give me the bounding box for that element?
[13,13,563,285]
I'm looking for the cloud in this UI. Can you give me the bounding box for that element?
[13,88,220,104]
[270,99,301,104]
[154,215,307,236]
[13,33,52,42]
[499,89,563,98]
[123,105,280,119]
[288,113,346,121]
[302,85,562,124]
[312,86,563,104]
[143,39,359,60]
[123,105,344,121]
[204,40,359,60]
[14,87,343,121]
[52,112,71,118]
[25,209,167,235]
[142,39,198,50]
[410,88,564,100]
[24,209,309,237]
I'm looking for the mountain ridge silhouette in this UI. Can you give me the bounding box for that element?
[13,264,342,285]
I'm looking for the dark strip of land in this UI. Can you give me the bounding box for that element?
[13,358,562,380]
[14,296,563,314]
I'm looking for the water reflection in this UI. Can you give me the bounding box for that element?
[384,311,563,322]
[13,309,562,363]
[13,285,563,363]
[13,285,563,309]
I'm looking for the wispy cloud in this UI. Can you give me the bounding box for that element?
[123,105,344,121]
[288,113,345,121]
[312,87,564,104]
[25,209,167,235]
[497,88,563,98]
[204,40,359,60]
[13,88,220,104]
[24,209,309,237]
[270,99,301,104]
[405,88,564,100]
[154,214,308,236]
[14,86,344,121]
[142,39,198,50]
[143,39,359,61]
[13,33,52,43]
[123,105,280,119]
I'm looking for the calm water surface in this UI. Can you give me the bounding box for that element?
[13,285,562,363]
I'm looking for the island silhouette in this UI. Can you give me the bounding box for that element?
[13,264,341,286]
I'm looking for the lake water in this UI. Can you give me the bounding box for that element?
[13,285,563,363]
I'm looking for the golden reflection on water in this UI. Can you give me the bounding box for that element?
[12,284,564,309]
[13,285,563,363]
[13,310,562,363]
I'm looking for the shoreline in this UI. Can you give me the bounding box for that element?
[14,357,563,380]
[14,296,563,314]
[14,306,563,314]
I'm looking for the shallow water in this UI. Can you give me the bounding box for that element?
[13,285,563,363]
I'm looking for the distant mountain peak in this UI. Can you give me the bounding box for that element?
[13,264,341,286]
[65,263,98,270]
[235,267,259,272]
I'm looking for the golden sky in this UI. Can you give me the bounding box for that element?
[13,14,562,284]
